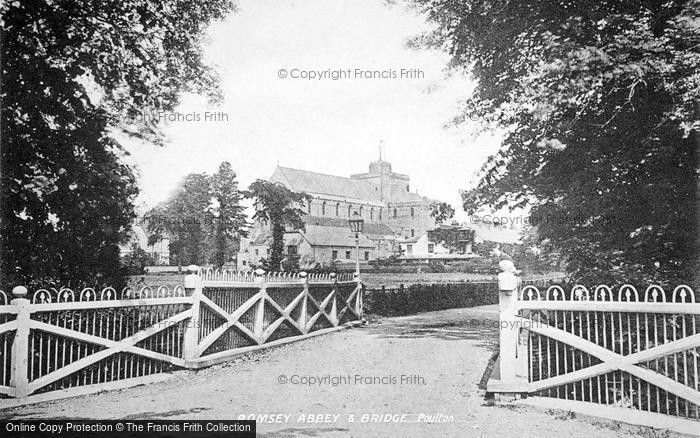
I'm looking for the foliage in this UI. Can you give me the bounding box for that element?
[0,1,234,288]
[444,258,501,275]
[147,173,212,266]
[309,259,340,273]
[244,180,311,271]
[510,225,565,274]
[120,243,155,276]
[146,162,247,267]
[429,201,456,224]
[364,282,497,316]
[368,254,403,267]
[209,162,248,267]
[280,254,301,272]
[427,225,474,254]
[427,260,447,273]
[410,0,699,286]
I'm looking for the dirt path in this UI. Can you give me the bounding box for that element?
[0,306,676,437]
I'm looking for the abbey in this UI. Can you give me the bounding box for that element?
[237,157,440,270]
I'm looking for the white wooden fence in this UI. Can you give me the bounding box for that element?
[488,280,700,430]
[0,269,363,400]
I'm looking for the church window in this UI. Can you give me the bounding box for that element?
[335,203,340,216]
[393,208,397,218]
[322,201,326,216]
[411,207,415,217]
[370,208,374,220]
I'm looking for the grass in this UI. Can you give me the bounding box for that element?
[130,272,497,289]
[131,271,564,289]
[128,274,185,290]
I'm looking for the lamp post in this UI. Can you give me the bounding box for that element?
[348,211,364,277]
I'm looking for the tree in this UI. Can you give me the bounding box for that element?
[147,174,212,267]
[410,0,699,286]
[427,225,474,254]
[120,243,155,276]
[146,163,248,267]
[209,162,248,267]
[244,180,311,271]
[429,202,456,224]
[1,1,234,288]
[510,224,564,274]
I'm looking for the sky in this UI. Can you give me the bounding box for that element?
[121,0,501,218]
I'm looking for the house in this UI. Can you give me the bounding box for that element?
[237,231,271,269]
[119,224,171,265]
[286,225,376,266]
[396,222,523,261]
[398,224,478,261]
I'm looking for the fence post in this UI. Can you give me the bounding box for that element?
[353,272,363,318]
[493,260,527,398]
[298,272,309,333]
[254,268,267,343]
[183,265,202,363]
[10,286,30,398]
[330,273,338,326]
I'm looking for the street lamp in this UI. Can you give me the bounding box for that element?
[348,211,364,276]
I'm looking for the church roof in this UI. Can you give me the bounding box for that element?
[387,185,424,203]
[271,166,382,202]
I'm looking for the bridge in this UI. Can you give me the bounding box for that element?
[0,267,697,436]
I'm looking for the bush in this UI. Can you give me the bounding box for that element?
[427,260,446,273]
[364,282,498,316]
[445,257,501,274]
[120,243,155,276]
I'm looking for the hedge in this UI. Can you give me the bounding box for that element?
[363,282,498,316]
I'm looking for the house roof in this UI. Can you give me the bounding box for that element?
[303,216,394,236]
[290,225,375,248]
[271,166,382,202]
[252,233,273,245]
[398,236,421,244]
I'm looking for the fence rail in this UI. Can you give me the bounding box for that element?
[198,268,356,284]
[488,280,700,429]
[0,269,363,400]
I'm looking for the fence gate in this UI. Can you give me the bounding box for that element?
[488,283,700,432]
[190,270,363,368]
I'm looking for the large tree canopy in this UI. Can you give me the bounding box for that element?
[210,162,248,267]
[245,180,310,272]
[411,0,699,285]
[147,162,248,267]
[1,1,234,288]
